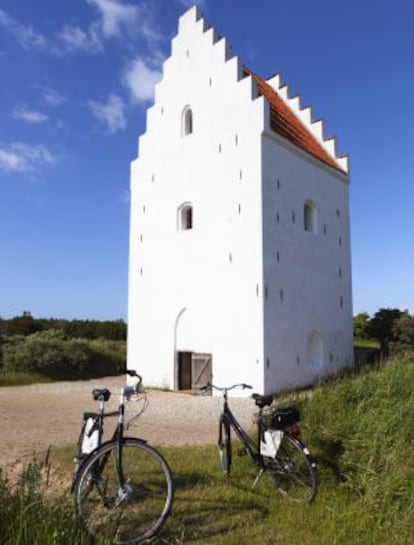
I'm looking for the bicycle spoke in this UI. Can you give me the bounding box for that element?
[75,439,173,544]
[266,435,317,503]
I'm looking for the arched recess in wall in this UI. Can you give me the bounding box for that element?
[181,106,193,136]
[307,330,324,371]
[174,307,194,390]
[177,202,193,230]
[175,308,196,351]
[304,200,317,234]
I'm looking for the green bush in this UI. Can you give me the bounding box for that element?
[1,330,125,381]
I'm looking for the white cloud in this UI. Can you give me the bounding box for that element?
[89,93,127,134]
[58,23,102,53]
[122,58,161,103]
[87,0,138,38]
[0,142,57,173]
[12,106,49,124]
[0,8,46,50]
[57,0,162,54]
[41,87,66,107]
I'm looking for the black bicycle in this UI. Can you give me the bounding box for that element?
[202,382,317,503]
[72,370,173,544]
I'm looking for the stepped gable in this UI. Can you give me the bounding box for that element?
[244,68,346,174]
[174,6,347,174]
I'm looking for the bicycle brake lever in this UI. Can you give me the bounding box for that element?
[199,382,211,391]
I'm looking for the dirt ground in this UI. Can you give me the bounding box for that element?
[0,376,256,471]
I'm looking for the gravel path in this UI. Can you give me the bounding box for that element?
[0,376,257,468]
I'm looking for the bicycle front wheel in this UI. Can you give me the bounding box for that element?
[266,434,317,503]
[74,438,173,544]
[218,416,231,476]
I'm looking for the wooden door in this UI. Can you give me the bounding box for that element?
[178,351,192,390]
[191,353,212,390]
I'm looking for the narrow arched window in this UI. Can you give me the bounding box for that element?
[304,200,317,234]
[307,331,324,371]
[178,202,193,230]
[182,106,193,136]
[184,206,192,229]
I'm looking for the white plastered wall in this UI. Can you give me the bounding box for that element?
[127,7,267,394]
[261,132,353,393]
[128,6,354,396]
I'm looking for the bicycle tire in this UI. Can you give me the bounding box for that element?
[266,434,317,503]
[74,438,173,544]
[218,416,232,475]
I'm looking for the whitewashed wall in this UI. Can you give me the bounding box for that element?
[261,133,353,393]
[128,7,267,393]
[128,6,353,395]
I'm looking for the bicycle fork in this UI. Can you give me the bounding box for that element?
[115,404,131,502]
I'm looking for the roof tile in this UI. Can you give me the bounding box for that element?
[245,68,344,173]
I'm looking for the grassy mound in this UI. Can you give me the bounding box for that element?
[1,354,413,544]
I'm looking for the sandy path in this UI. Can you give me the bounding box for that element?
[0,376,257,468]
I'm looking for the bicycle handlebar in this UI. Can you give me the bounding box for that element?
[200,382,252,393]
[123,370,144,399]
[126,369,141,380]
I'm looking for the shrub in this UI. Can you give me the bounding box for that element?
[1,330,125,381]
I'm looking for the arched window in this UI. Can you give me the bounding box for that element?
[178,203,193,230]
[182,106,193,136]
[304,200,317,233]
[307,331,324,371]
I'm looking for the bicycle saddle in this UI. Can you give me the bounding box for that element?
[92,388,111,402]
[252,393,273,408]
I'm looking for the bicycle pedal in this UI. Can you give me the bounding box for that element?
[237,448,248,457]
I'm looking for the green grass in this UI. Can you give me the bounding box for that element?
[354,339,381,349]
[1,354,413,544]
[0,371,53,387]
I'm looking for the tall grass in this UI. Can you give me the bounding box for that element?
[0,462,86,545]
[1,354,413,544]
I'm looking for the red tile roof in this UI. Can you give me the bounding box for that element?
[244,68,345,173]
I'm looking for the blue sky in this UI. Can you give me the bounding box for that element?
[0,0,413,320]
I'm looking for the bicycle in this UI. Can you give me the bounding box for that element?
[202,382,317,503]
[72,370,174,544]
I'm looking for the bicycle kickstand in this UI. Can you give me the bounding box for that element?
[252,468,265,489]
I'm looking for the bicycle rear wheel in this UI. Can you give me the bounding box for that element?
[74,438,173,544]
[266,434,317,503]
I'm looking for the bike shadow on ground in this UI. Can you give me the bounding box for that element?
[160,466,273,543]
[312,436,347,483]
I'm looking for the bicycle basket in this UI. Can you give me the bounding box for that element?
[271,406,300,429]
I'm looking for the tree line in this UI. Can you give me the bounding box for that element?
[353,308,414,355]
[0,312,127,381]
[1,309,412,384]
[0,312,126,340]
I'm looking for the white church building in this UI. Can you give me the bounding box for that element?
[127,6,353,395]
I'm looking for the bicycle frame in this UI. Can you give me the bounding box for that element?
[73,374,175,543]
[209,381,318,502]
[73,373,144,492]
[95,387,141,490]
[220,389,266,469]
